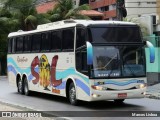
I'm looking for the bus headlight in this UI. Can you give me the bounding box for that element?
[91,85,104,90]
[136,84,146,89]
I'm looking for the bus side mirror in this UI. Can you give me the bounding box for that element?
[146,41,155,63]
[86,42,93,65]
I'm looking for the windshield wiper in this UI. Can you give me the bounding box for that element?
[92,54,118,71]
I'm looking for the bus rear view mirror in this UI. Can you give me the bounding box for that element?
[146,41,155,63]
[86,42,93,65]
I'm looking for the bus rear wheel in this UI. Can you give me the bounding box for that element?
[17,77,24,94]
[69,83,78,105]
[24,77,30,96]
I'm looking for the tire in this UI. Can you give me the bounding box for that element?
[24,77,30,96]
[17,77,24,94]
[114,99,125,104]
[68,83,78,105]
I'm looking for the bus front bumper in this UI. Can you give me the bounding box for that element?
[90,88,146,101]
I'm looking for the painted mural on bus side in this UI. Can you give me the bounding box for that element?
[31,54,62,91]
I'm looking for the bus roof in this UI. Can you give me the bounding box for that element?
[8,20,137,37]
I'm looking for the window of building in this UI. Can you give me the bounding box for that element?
[105,6,109,11]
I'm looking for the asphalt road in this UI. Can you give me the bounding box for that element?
[0,77,160,120]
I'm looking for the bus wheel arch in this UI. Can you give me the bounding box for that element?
[66,79,78,105]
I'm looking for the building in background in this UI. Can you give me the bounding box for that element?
[157,0,160,17]
[79,0,89,5]
[156,0,160,35]
[36,0,104,20]
[73,0,80,8]
[125,0,156,18]
[36,0,56,13]
[36,0,88,13]
[89,0,117,20]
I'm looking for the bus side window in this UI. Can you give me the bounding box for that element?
[12,38,16,53]
[16,36,23,53]
[76,51,82,71]
[24,36,31,52]
[76,48,88,76]
[76,27,88,75]
[76,28,86,49]
[51,30,61,51]
[8,38,12,53]
[62,28,74,51]
[41,32,51,51]
[32,33,41,52]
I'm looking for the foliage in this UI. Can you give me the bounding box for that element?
[0,0,91,74]
[48,0,91,22]
[123,17,149,37]
[0,0,51,74]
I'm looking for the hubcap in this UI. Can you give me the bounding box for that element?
[70,87,76,102]
[18,80,22,93]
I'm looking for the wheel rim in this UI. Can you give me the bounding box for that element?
[69,87,76,103]
[18,80,22,93]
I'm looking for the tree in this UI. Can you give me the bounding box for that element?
[0,0,51,75]
[2,0,51,31]
[48,0,91,22]
[0,8,16,75]
[123,18,149,37]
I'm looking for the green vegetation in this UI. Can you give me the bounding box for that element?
[48,0,90,22]
[123,18,149,37]
[0,0,90,75]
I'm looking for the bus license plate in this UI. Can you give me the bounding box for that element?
[118,93,127,98]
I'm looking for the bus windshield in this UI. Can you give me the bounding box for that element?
[89,26,142,43]
[91,46,146,78]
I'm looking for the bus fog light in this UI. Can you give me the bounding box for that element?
[92,94,100,98]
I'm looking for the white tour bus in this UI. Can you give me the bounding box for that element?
[7,20,155,105]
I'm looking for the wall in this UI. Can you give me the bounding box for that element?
[125,0,157,19]
[145,36,160,85]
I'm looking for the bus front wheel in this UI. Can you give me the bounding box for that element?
[69,83,78,105]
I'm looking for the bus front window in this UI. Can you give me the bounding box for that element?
[91,46,146,78]
[91,46,121,78]
[121,46,146,77]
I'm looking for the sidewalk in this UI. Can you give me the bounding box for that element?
[0,102,54,120]
[146,83,160,99]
